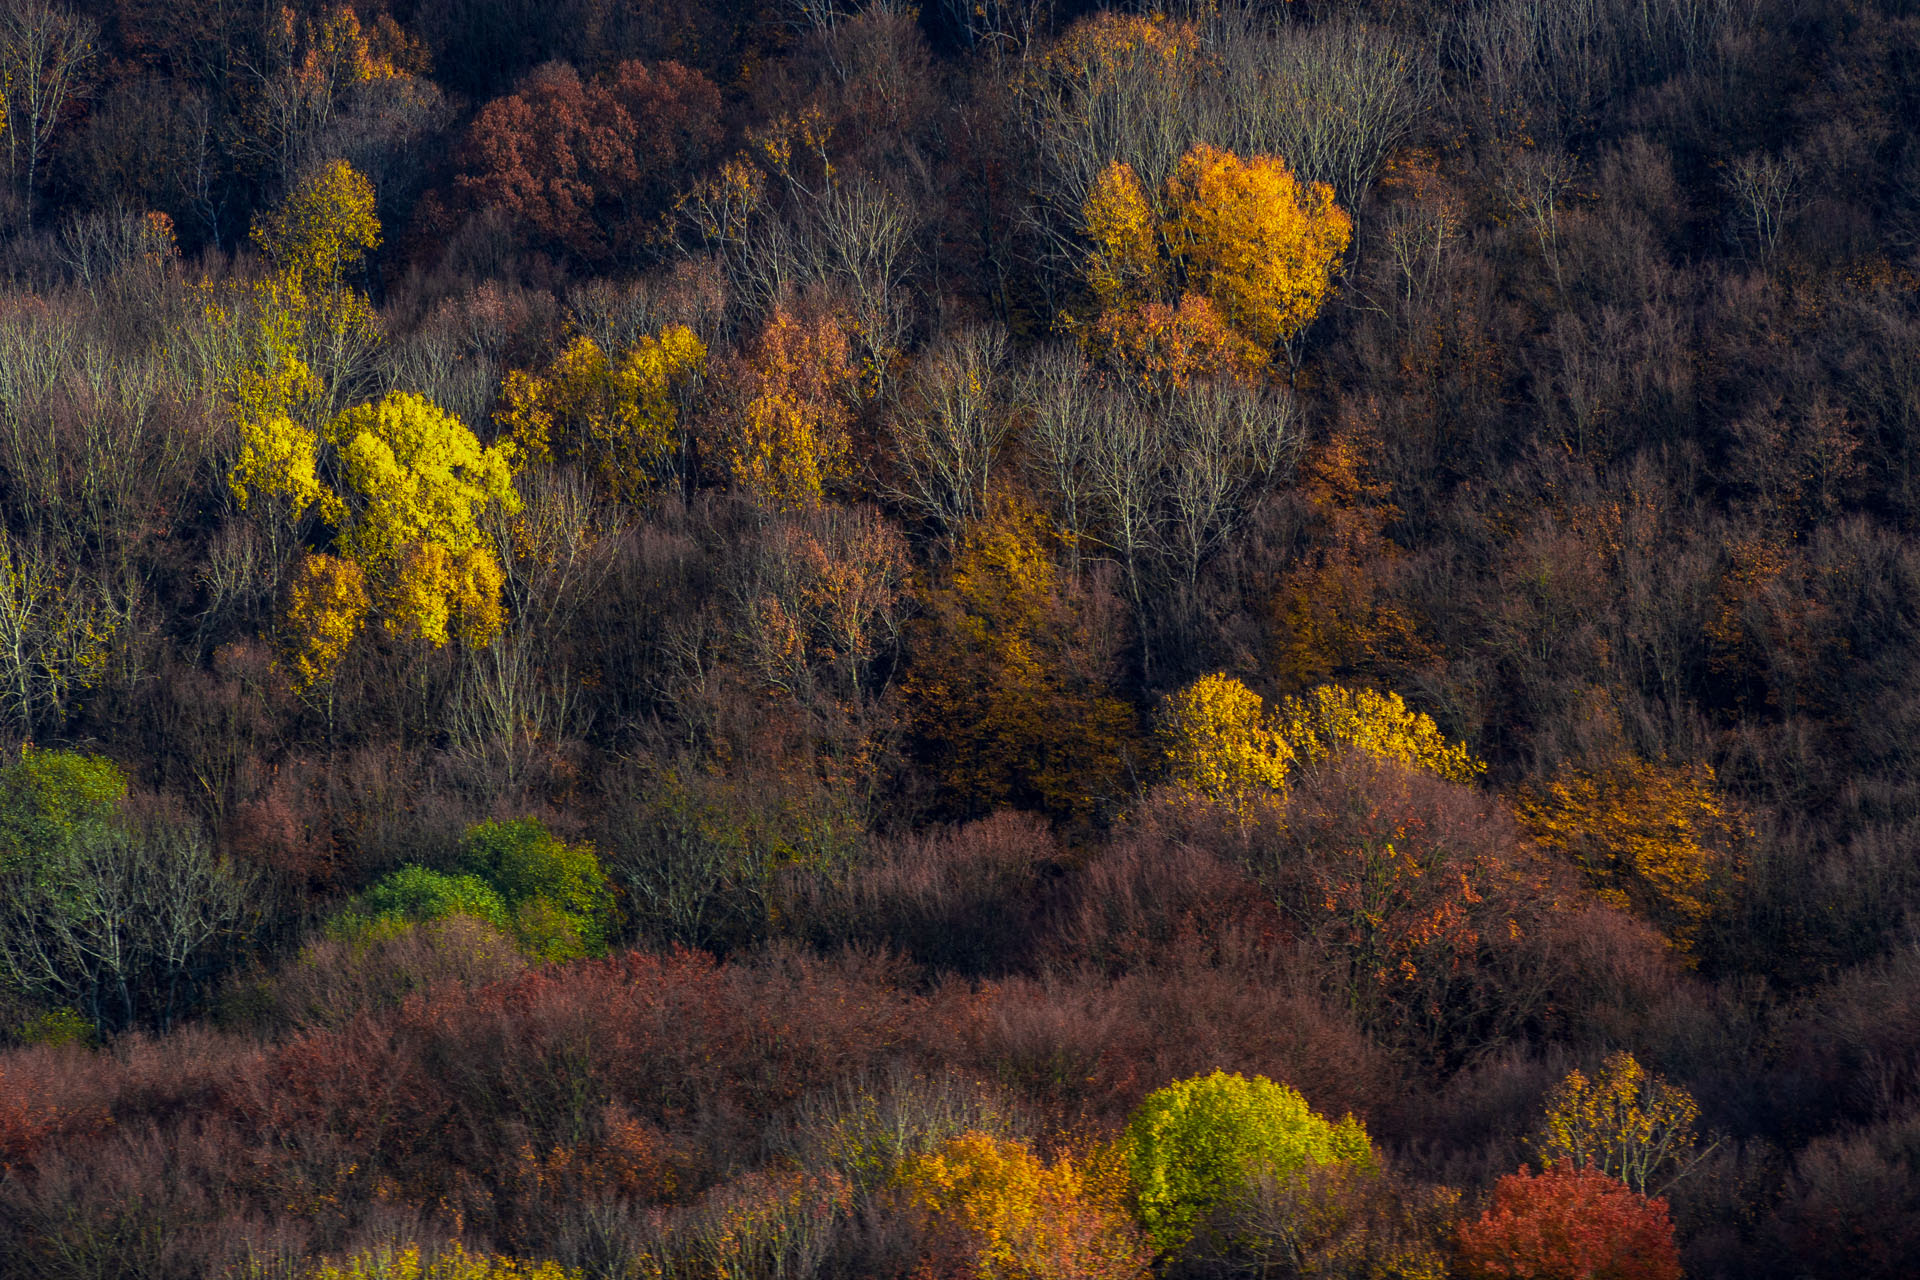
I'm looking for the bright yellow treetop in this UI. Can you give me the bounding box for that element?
[1160,675,1482,802]
[1165,144,1352,350]
[1272,683,1486,785]
[1159,672,1296,802]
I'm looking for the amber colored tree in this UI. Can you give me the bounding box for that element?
[903,499,1137,822]
[455,59,722,263]
[280,552,368,692]
[897,1130,1149,1280]
[1164,144,1352,354]
[1455,1165,1681,1280]
[702,307,858,511]
[1515,755,1743,958]
[1267,419,1435,693]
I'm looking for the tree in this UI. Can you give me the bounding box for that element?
[1156,675,1482,802]
[325,391,522,647]
[1271,684,1485,786]
[1527,1053,1706,1198]
[1159,672,1295,804]
[250,158,381,289]
[456,59,722,263]
[884,326,1013,535]
[903,498,1136,822]
[1456,1164,1681,1280]
[703,306,858,510]
[898,1131,1150,1280]
[0,0,96,227]
[495,325,706,507]
[1164,143,1352,355]
[1123,1070,1373,1255]
[0,750,252,1034]
[0,532,118,738]
[1515,756,1741,959]
[343,818,613,961]
[280,551,368,692]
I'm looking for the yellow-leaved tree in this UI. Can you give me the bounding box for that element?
[1163,144,1352,353]
[1528,1052,1709,1197]
[1076,144,1351,371]
[251,158,381,290]
[234,388,520,689]
[1159,675,1482,803]
[496,325,706,506]
[326,391,521,647]
[897,1130,1149,1280]
[1515,755,1743,959]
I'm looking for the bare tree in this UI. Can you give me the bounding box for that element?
[1208,12,1438,215]
[0,814,254,1034]
[884,325,1011,533]
[1724,150,1801,267]
[0,0,97,227]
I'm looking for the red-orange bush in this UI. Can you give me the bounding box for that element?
[1455,1164,1681,1280]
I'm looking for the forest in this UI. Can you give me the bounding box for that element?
[0,0,1916,1275]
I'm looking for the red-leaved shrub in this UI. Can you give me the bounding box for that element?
[1456,1164,1681,1280]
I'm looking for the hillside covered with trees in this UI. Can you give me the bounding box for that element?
[1,0,1918,1275]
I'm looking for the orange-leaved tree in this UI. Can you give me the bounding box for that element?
[904,498,1136,822]
[702,306,857,510]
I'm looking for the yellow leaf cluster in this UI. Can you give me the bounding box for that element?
[281,552,370,693]
[1164,144,1353,351]
[1076,145,1350,371]
[251,159,382,290]
[897,1131,1149,1280]
[303,1243,579,1280]
[1082,161,1163,309]
[1515,755,1741,957]
[497,326,705,506]
[1159,672,1296,803]
[1528,1052,1703,1197]
[1160,676,1483,803]
[1272,684,1485,785]
[387,541,506,648]
[328,392,520,568]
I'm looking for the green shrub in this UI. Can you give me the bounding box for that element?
[340,819,613,962]
[355,865,513,933]
[457,817,614,952]
[1123,1070,1374,1253]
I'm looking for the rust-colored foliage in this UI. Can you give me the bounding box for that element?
[1267,418,1435,693]
[1455,1164,1681,1280]
[456,59,721,262]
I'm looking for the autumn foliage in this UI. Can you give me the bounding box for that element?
[1455,1165,1682,1280]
